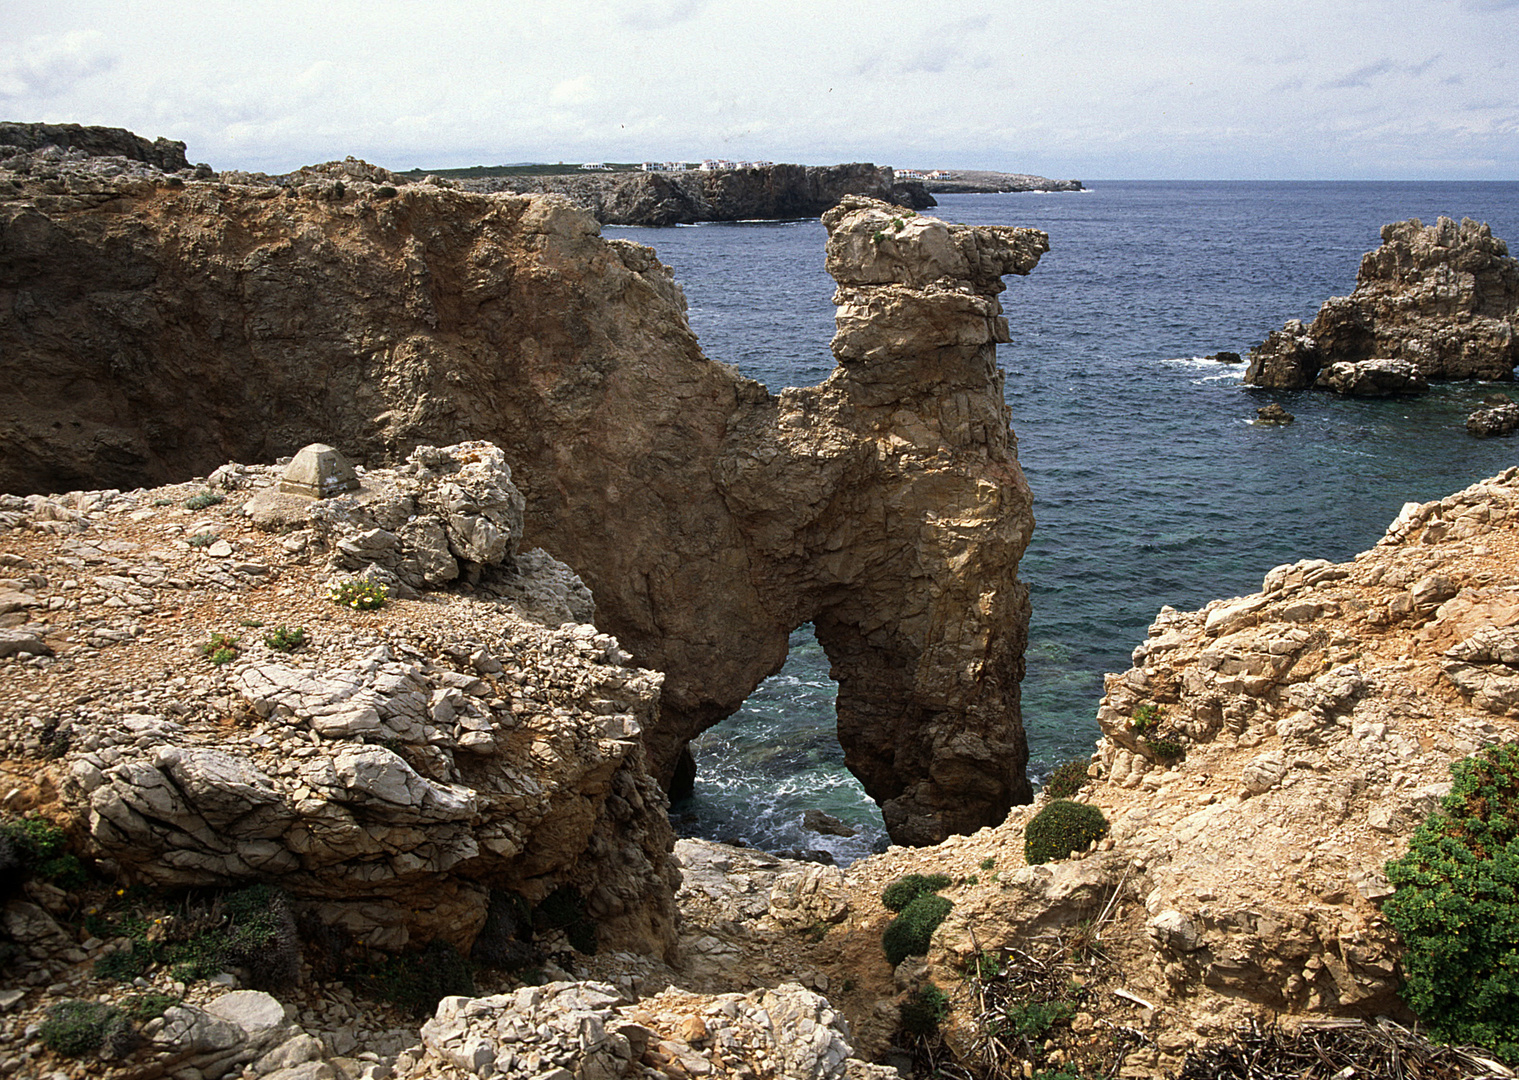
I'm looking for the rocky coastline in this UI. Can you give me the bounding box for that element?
[916,170,1083,195]
[455,163,936,226]
[5,124,1519,1078]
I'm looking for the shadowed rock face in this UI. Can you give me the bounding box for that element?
[0,122,191,171]
[0,168,1044,844]
[1247,216,1519,389]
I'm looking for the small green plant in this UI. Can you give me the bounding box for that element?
[1006,998,1076,1039]
[883,893,953,966]
[263,625,307,652]
[1024,800,1109,865]
[184,491,225,511]
[1130,702,1162,734]
[1384,741,1519,1058]
[966,950,1001,981]
[376,185,398,199]
[200,632,239,665]
[1143,736,1183,761]
[979,856,996,871]
[39,1000,131,1057]
[1044,759,1090,799]
[152,497,174,507]
[872,229,886,244]
[890,216,905,232]
[238,617,264,628]
[187,531,219,547]
[882,873,953,913]
[899,983,950,1037]
[329,578,389,611]
[963,874,979,886]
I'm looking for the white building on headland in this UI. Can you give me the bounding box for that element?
[579,162,612,171]
[641,162,690,172]
[897,168,952,180]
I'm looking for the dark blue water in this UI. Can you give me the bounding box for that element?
[620,182,1519,862]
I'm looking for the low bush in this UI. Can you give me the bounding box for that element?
[1142,736,1183,762]
[882,873,952,913]
[200,632,239,665]
[1007,998,1076,1039]
[39,1000,132,1057]
[883,893,953,966]
[187,531,219,547]
[184,491,225,511]
[1129,702,1162,733]
[1044,759,1089,799]
[899,983,949,1037]
[0,814,86,888]
[1024,800,1109,865]
[1384,741,1519,1058]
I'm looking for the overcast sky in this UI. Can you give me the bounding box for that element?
[4,0,1516,179]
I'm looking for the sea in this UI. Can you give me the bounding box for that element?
[611,180,1519,864]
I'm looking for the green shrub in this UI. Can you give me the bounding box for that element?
[263,625,307,652]
[899,983,949,1037]
[187,531,219,547]
[329,578,388,610]
[1,814,86,887]
[184,491,225,511]
[882,873,952,913]
[1006,998,1075,1039]
[1142,736,1183,762]
[1024,800,1108,865]
[1044,759,1089,799]
[883,893,953,966]
[1384,741,1519,1058]
[39,1000,131,1057]
[376,185,398,199]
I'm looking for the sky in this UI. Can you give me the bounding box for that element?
[3,0,1517,180]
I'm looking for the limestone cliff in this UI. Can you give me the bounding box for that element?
[0,121,193,172]
[0,152,1046,845]
[458,162,934,225]
[1247,216,1519,389]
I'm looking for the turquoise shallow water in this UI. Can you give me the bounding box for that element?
[618,182,1519,863]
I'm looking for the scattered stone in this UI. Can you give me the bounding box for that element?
[1314,357,1430,396]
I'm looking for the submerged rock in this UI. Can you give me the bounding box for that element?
[1247,217,1519,388]
[1255,402,1295,423]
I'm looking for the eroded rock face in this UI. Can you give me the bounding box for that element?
[1247,217,1519,388]
[0,158,1044,844]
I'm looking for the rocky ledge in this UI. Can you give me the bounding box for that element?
[917,170,1083,194]
[1247,216,1519,389]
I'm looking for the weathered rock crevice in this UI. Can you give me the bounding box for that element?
[0,152,1046,844]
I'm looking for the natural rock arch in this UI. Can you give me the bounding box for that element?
[0,166,1045,843]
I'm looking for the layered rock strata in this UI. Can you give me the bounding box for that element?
[0,147,1047,845]
[456,162,934,225]
[1247,216,1519,388]
[0,445,679,959]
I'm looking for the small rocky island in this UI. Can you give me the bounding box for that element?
[1246,216,1519,392]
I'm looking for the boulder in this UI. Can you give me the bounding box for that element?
[1313,358,1430,396]
[1468,402,1519,437]
[1255,403,1294,423]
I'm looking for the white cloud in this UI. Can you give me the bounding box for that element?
[0,30,116,99]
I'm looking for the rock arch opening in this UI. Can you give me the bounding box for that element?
[668,624,888,863]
